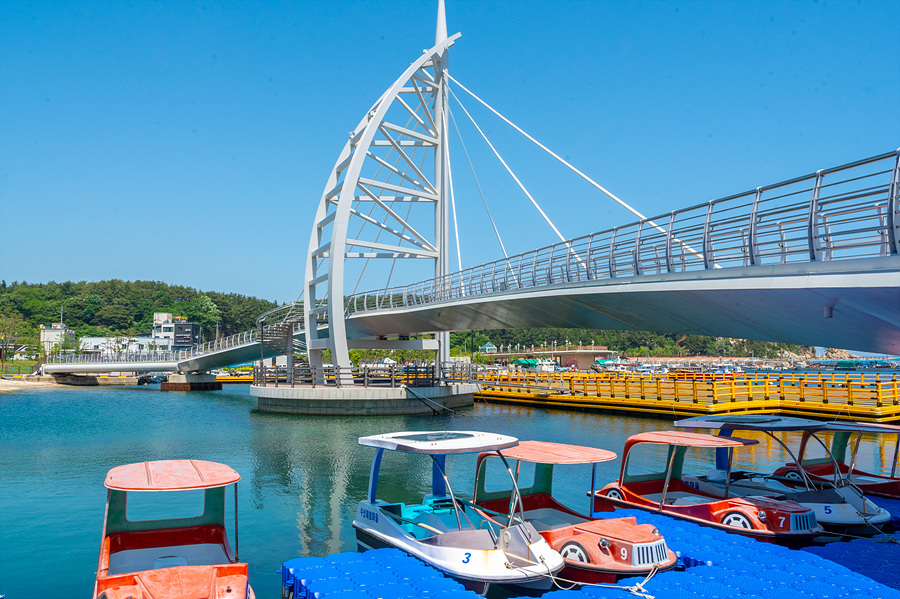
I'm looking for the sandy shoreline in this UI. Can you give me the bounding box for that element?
[0,378,60,392]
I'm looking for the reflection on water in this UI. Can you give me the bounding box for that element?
[1,385,897,598]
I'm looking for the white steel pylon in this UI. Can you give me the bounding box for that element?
[304,2,457,384]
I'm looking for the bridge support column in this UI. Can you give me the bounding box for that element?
[161,373,222,391]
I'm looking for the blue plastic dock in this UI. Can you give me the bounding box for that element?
[281,509,900,599]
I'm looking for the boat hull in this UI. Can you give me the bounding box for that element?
[594,485,820,547]
[352,507,560,596]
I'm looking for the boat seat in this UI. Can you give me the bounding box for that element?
[380,502,405,517]
[523,508,586,531]
[420,528,496,550]
[105,526,233,576]
[108,543,231,576]
[644,491,720,505]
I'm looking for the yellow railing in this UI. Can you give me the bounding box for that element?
[472,371,900,422]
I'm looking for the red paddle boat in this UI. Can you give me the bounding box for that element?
[594,431,821,544]
[473,440,677,584]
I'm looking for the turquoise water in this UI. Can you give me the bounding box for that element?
[0,384,895,598]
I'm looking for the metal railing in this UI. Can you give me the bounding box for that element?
[253,363,445,388]
[345,150,900,316]
[45,351,183,365]
[44,320,305,365]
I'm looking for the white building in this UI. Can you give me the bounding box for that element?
[39,322,75,354]
[153,312,175,343]
[80,335,174,356]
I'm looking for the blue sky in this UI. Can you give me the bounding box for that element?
[2,0,898,304]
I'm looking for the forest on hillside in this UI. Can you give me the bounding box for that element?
[0,280,280,348]
[450,329,812,360]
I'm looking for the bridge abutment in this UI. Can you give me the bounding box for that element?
[161,373,222,391]
[251,383,477,416]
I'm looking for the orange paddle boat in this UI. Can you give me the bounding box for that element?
[94,459,254,599]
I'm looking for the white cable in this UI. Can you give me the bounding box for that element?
[447,73,711,266]
[449,87,568,245]
[446,110,463,273]
[447,72,648,220]
[448,105,510,261]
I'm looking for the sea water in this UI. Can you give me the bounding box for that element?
[0,384,895,598]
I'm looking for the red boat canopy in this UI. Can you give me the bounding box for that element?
[105,460,241,491]
[628,431,757,448]
[498,440,616,464]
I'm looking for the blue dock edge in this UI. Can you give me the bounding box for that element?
[281,508,900,599]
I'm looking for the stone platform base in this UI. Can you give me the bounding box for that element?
[161,374,223,391]
[251,383,478,416]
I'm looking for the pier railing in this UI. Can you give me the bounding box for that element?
[472,370,900,422]
[345,150,900,315]
[253,363,448,388]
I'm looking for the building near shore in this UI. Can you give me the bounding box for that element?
[39,322,75,354]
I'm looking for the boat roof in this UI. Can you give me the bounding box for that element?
[823,422,900,434]
[105,460,241,491]
[497,440,616,464]
[675,415,826,432]
[359,430,518,454]
[628,431,757,448]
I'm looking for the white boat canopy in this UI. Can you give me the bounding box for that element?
[359,430,518,454]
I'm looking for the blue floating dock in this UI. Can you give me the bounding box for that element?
[282,510,900,599]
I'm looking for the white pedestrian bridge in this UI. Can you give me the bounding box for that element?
[44,149,900,375]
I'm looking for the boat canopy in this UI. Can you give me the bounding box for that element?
[359,430,518,454]
[823,422,900,435]
[628,431,757,448]
[675,415,826,432]
[105,459,241,491]
[497,440,616,464]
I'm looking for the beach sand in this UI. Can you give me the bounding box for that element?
[0,377,59,392]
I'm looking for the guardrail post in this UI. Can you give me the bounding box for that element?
[608,228,617,278]
[808,171,825,261]
[634,221,644,276]
[888,149,900,255]
[702,202,714,269]
[665,213,675,273]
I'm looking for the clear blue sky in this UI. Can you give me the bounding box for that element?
[2,0,898,304]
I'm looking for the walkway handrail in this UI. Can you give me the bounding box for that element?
[345,150,900,316]
[44,318,305,365]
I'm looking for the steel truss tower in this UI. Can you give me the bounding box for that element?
[304,2,457,384]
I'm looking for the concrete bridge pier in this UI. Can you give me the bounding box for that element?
[161,373,222,391]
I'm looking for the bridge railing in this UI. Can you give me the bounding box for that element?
[44,319,306,366]
[345,150,899,315]
[44,351,182,365]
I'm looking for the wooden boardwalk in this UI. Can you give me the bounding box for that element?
[471,371,900,422]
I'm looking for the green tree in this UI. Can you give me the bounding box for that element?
[0,309,25,373]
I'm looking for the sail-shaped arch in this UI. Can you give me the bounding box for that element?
[304,30,459,383]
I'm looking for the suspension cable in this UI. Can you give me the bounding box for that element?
[447,73,710,265]
[449,87,568,245]
[450,87,585,268]
[446,110,463,272]
[447,72,647,221]
[448,105,509,261]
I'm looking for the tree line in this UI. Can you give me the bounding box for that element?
[0,280,280,352]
